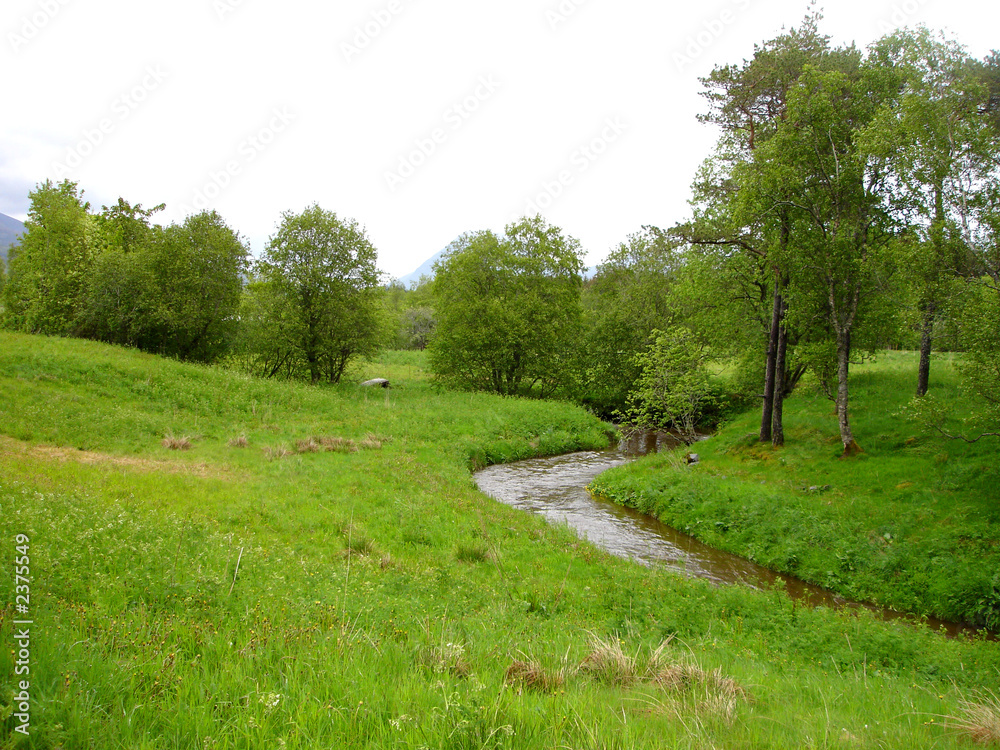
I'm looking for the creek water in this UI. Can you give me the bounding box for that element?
[473,436,986,640]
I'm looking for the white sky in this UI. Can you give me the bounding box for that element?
[2,0,996,280]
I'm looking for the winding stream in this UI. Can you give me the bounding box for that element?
[474,441,985,639]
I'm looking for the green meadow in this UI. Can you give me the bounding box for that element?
[2,334,999,749]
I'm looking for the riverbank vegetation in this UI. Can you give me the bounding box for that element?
[592,351,1000,631]
[2,334,1000,749]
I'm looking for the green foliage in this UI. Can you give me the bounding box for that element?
[904,284,1000,440]
[3,188,247,363]
[579,227,679,415]
[429,216,584,396]
[78,204,248,362]
[959,285,1000,427]
[384,276,435,350]
[2,179,94,334]
[621,327,717,439]
[142,211,248,361]
[239,204,385,383]
[75,199,159,347]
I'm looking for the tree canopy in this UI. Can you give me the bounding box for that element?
[238,204,385,383]
[428,216,584,396]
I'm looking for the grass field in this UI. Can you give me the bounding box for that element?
[1,335,999,749]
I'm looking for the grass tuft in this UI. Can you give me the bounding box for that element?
[359,433,389,450]
[262,444,292,461]
[949,691,1000,744]
[579,634,637,686]
[341,523,376,557]
[294,437,322,453]
[161,434,192,450]
[505,657,565,693]
[228,434,249,448]
[420,642,470,677]
[315,436,358,453]
[454,541,492,563]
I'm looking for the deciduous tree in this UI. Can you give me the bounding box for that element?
[243,205,384,383]
[429,216,584,396]
[580,226,679,415]
[2,180,94,334]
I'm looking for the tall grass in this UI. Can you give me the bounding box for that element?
[0,335,997,748]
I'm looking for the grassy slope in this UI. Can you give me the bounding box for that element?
[592,351,1000,630]
[0,335,997,749]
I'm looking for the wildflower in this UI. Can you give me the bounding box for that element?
[259,692,282,714]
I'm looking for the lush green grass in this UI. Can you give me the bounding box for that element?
[1,335,999,749]
[592,351,1000,631]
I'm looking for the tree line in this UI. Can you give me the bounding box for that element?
[423,17,1000,451]
[0,184,386,382]
[2,16,998,451]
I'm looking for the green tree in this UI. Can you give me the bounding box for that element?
[622,327,715,442]
[749,59,898,454]
[245,204,384,383]
[580,226,679,415]
[233,277,305,379]
[2,180,94,334]
[862,28,989,396]
[384,275,436,350]
[76,199,161,347]
[428,216,584,396]
[687,11,830,445]
[142,211,248,361]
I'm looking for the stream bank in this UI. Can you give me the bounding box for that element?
[475,436,992,640]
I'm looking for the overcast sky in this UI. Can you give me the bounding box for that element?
[2,0,995,280]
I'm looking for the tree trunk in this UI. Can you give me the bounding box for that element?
[835,327,862,456]
[916,301,935,397]
[760,278,782,442]
[917,185,946,397]
[772,299,788,447]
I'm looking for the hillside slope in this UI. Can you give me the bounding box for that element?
[0,335,997,748]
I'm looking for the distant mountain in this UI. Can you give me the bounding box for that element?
[396,238,597,288]
[0,212,25,265]
[397,243,454,288]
